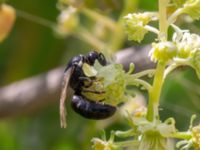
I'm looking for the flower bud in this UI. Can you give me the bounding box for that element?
[56,6,79,36]
[173,31,200,58]
[192,124,200,149]
[92,138,117,150]
[149,41,177,62]
[0,4,16,42]
[124,12,157,42]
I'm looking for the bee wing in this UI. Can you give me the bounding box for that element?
[60,67,74,128]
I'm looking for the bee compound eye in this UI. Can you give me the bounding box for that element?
[98,53,107,66]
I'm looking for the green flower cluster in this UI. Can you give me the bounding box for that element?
[92,138,118,150]
[173,31,200,79]
[182,0,200,20]
[81,61,128,106]
[124,12,158,42]
[96,63,127,106]
[149,42,177,62]
[131,114,176,150]
[192,124,200,149]
[56,6,79,36]
[176,115,200,150]
[173,31,200,58]
[149,30,200,80]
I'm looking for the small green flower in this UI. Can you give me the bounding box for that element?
[131,116,176,150]
[173,31,200,79]
[56,6,79,36]
[124,12,157,42]
[149,41,177,62]
[192,124,200,149]
[190,49,200,79]
[173,31,200,58]
[81,62,127,106]
[139,132,173,150]
[182,0,200,20]
[92,135,120,150]
[92,138,117,150]
[120,95,146,118]
[96,63,127,106]
[176,115,198,150]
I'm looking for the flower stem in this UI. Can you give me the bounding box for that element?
[16,8,56,29]
[131,69,155,79]
[168,8,183,25]
[158,0,169,41]
[146,0,169,121]
[144,25,159,35]
[169,132,192,140]
[164,63,183,79]
[147,62,166,121]
[127,77,152,91]
[115,140,139,147]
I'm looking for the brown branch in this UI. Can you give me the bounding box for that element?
[0,67,63,117]
[0,46,154,118]
[115,45,154,71]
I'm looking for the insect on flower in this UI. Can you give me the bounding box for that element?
[59,51,116,128]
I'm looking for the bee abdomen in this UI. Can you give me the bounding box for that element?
[71,95,116,119]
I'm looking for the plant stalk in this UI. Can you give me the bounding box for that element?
[147,62,166,121]
[146,0,169,122]
[169,132,192,140]
[158,0,169,41]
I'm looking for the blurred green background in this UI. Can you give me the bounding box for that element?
[0,0,200,150]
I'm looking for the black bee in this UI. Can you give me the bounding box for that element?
[60,51,116,128]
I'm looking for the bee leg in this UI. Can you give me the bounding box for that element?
[79,77,93,88]
[94,77,104,82]
[81,89,105,94]
[98,99,105,102]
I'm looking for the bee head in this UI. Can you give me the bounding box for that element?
[87,51,107,66]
